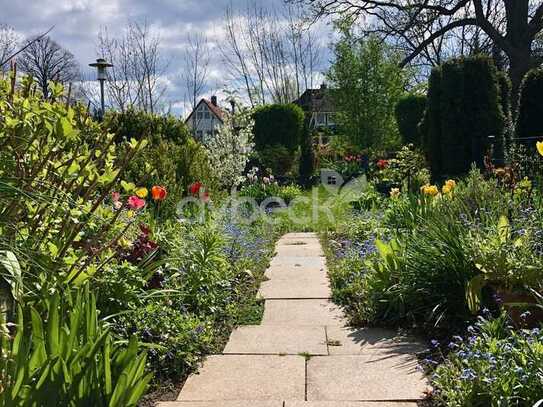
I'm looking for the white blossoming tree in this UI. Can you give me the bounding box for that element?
[204,101,255,190]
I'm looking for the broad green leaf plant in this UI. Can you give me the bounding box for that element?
[0,284,151,406]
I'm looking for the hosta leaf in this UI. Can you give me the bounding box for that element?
[0,250,23,302]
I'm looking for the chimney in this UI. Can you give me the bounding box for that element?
[211,95,218,106]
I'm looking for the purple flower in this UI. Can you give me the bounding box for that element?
[460,368,477,381]
[430,339,440,348]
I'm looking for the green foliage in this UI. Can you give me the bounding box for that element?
[373,145,430,193]
[0,285,151,406]
[258,145,298,178]
[113,303,213,381]
[125,138,214,219]
[395,94,427,147]
[239,182,302,205]
[465,215,543,313]
[422,56,504,178]
[327,29,407,150]
[496,71,512,159]
[104,108,189,146]
[105,109,214,218]
[252,104,304,152]
[0,75,147,295]
[516,68,543,141]
[421,66,443,177]
[433,315,543,406]
[298,115,315,187]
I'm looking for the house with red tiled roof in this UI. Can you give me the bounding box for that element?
[185,96,225,142]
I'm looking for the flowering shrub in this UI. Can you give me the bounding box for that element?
[205,102,254,189]
[432,314,543,406]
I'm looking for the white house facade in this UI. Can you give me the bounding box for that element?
[185,96,224,143]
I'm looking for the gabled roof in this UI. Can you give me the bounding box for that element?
[294,86,337,113]
[184,98,225,124]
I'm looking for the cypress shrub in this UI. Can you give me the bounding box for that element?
[252,104,305,151]
[516,68,543,143]
[463,56,503,168]
[496,71,513,161]
[395,94,427,147]
[422,56,504,177]
[441,59,466,176]
[298,114,315,187]
[422,66,443,177]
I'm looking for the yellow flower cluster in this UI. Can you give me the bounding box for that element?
[442,179,456,194]
[420,184,439,197]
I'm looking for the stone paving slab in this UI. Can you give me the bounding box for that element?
[258,278,331,299]
[158,402,281,407]
[307,355,430,401]
[281,232,318,239]
[223,325,328,355]
[267,256,327,272]
[262,299,346,326]
[265,265,327,281]
[178,355,306,401]
[275,245,324,257]
[276,240,322,249]
[285,402,419,407]
[325,326,427,356]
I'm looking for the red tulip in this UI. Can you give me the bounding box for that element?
[127,196,146,210]
[377,159,389,170]
[189,182,203,196]
[151,185,167,201]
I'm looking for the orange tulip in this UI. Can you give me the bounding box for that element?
[151,185,167,201]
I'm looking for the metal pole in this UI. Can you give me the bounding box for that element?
[99,79,105,121]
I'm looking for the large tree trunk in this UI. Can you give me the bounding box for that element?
[508,46,533,115]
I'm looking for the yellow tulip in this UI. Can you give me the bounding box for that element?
[445,179,456,189]
[390,188,401,198]
[136,187,148,199]
[537,141,543,157]
[422,185,439,197]
[442,184,452,194]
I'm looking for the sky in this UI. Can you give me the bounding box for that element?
[2,0,334,117]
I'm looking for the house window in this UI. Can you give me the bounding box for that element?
[327,113,336,126]
[196,112,204,120]
[196,130,203,139]
[204,111,211,119]
[316,113,326,126]
[327,175,337,185]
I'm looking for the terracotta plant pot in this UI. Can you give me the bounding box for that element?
[495,287,543,328]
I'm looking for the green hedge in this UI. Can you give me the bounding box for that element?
[395,94,427,147]
[252,104,304,151]
[422,56,504,177]
[516,68,543,142]
[105,108,190,145]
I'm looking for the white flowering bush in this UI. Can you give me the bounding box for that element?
[205,106,254,190]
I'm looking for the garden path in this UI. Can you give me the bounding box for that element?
[158,233,430,407]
